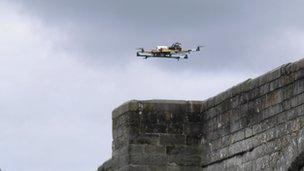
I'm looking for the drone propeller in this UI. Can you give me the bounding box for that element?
[196,45,204,51]
[136,48,144,53]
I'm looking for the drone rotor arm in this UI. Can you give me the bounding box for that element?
[136,48,145,53]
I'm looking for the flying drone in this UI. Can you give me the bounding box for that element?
[136,42,203,60]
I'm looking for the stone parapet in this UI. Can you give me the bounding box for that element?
[99,58,304,171]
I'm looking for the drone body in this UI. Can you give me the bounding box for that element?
[136,42,203,60]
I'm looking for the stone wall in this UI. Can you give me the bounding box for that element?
[98,58,304,171]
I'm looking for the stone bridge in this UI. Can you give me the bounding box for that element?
[98,58,304,171]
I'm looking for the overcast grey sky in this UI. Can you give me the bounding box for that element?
[1,0,304,171]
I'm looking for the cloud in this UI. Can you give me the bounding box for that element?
[0,2,112,170]
[12,0,304,71]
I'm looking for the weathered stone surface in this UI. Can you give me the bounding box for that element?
[98,58,304,171]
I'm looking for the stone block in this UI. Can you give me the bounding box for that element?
[229,130,245,143]
[186,112,202,122]
[216,125,231,138]
[294,79,304,95]
[260,83,270,95]
[168,154,200,166]
[218,146,229,159]
[186,101,204,113]
[142,123,167,134]
[118,154,129,168]
[205,107,219,120]
[240,161,253,171]
[131,134,160,145]
[230,109,241,122]
[186,135,201,145]
[228,141,246,156]
[229,136,258,157]
[296,104,304,117]
[259,116,277,133]
[160,134,185,146]
[178,166,202,171]
[245,127,253,138]
[183,123,203,136]
[295,59,304,70]
[130,153,168,165]
[112,100,139,119]
[262,103,283,120]
[125,165,147,171]
[277,112,287,124]
[113,145,128,156]
[166,146,200,156]
[221,135,230,147]
[286,108,297,120]
[113,124,129,139]
[129,144,144,154]
[295,68,304,80]
[147,165,168,171]
[252,123,262,135]
[270,78,282,91]
[145,145,166,154]
[283,84,295,100]
[256,155,271,170]
[230,119,243,133]
[265,90,283,108]
[113,113,129,128]
[113,136,128,151]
